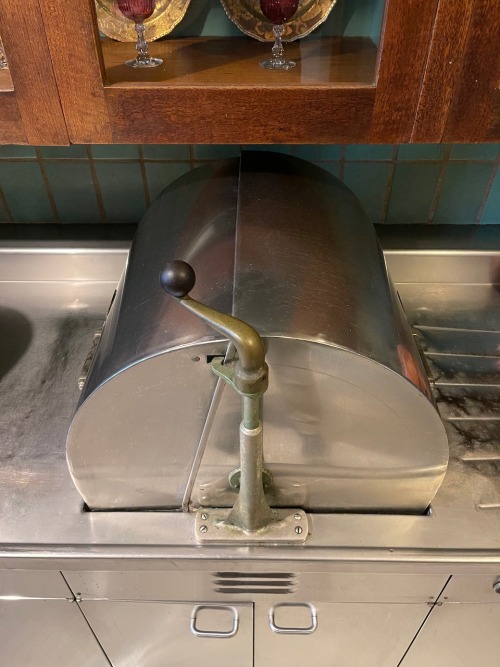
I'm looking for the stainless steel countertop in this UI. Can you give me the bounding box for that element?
[1,242,499,569]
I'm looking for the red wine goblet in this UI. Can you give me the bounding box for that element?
[259,0,300,70]
[117,0,163,68]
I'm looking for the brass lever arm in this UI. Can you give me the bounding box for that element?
[160,260,268,396]
[160,260,308,540]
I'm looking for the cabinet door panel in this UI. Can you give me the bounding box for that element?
[82,601,253,667]
[401,574,500,666]
[255,601,432,667]
[0,600,109,666]
[400,603,500,667]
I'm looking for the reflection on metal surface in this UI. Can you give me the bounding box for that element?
[78,326,103,390]
[220,0,338,42]
[255,599,436,667]
[95,0,192,42]
[399,579,500,667]
[0,572,110,667]
[80,601,253,666]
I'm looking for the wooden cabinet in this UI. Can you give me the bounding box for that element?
[413,0,500,142]
[0,1,67,144]
[0,0,498,145]
[36,0,440,145]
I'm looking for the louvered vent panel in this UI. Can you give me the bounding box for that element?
[214,572,297,594]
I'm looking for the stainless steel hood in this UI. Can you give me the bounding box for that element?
[66,152,448,514]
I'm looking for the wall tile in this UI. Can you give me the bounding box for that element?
[480,167,500,224]
[145,162,192,201]
[449,144,499,161]
[40,145,88,159]
[91,145,139,159]
[345,145,393,161]
[44,162,100,223]
[397,144,446,161]
[434,162,494,224]
[0,145,36,158]
[294,145,342,161]
[0,162,54,222]
[94,162,146,223]
[194,145,240,160]
[242,145,292,154]
[0,143,499,226]
[386,163,441,224]
[343,162,391,223]
[142,145,190,160]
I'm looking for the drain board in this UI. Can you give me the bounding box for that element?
[414,323,500,512]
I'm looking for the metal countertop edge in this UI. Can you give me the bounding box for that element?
[1,547,500,570]
[0,223,499,251]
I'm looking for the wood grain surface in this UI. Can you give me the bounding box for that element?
[106,86,375,143]
[39,0,112,143]
[0,93,26,143]
[412,0,475,141]
[0,0,67,144]
[0,68,14,92]
[443,0,500,141]
[371,0,440,142]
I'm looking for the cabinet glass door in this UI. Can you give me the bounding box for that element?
[39,0,439,144]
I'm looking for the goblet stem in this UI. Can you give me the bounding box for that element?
[124,21,163,68]
[260,23,296,70]
[135,23,149,61]
[271,24,286,68]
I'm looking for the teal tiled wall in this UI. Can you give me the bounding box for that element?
[0,144,498,225]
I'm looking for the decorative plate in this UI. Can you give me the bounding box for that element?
[220,0,338,42]
[95,0,192,42]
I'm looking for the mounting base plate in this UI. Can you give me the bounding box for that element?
[194,508,309,544]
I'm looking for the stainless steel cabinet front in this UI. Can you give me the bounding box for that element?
[255,601,433,667]
[0,570,110,666]
[400,575,500,667]
[0,599,110,666]
[81,601,253,667]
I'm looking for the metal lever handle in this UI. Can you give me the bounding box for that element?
[160,260,274,532]
[160,260,268,397]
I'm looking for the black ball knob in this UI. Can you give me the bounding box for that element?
[160,260,196,298]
